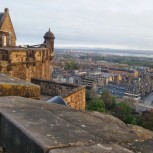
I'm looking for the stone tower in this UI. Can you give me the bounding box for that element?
[0,8,16,47]
[43,28,55,51]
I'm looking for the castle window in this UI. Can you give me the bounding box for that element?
[3,35,7,46]
[0,35,2,46]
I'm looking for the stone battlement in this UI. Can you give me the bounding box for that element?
[0,46,54,81]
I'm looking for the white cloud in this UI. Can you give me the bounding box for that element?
[1,0,153,50]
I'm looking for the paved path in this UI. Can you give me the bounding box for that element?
[135,93,153,112]
[144,92,153,106]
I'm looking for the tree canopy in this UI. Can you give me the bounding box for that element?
[85,89,153,131]
[113,102,137,124]
[64,61,80,70]
[101,90,116,110]
[87,98,106,113]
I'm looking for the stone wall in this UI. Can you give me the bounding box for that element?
[31,78,86,110]
[0,73,40,99]
[0,48,54,81]
[1,96,153,153]
[64,87,85,110]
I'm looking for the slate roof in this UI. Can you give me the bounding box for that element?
[0,13,3,19]
[44,28,55,39]
[0,13,3,23]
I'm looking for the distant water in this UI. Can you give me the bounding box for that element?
[56,48,153,58]
[97,51,153,58]
[81,49,153,58]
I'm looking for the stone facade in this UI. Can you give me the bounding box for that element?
[0,48,54,81]
[0,8,55,81]
[109,68,139,78]
[31,78,86,110]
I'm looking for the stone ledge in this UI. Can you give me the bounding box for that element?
[31,78,78,88]
[0,73,40,99]
[0,96,153,152]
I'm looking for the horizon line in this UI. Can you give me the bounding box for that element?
[16,41,153,52]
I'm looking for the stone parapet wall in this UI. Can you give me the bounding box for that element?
[0,73,40,99]
[31,78,86,110]
[0,48,53,81]
[1,96,153,153]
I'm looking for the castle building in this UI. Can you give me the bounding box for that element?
[0,8,16,47]
[0,8,55,81]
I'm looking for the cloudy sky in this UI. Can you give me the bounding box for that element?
[1,0,153,50]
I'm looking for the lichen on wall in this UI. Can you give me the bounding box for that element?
[0,84,40,99]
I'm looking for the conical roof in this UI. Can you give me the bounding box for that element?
[44,28,55,39]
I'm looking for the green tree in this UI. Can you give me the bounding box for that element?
[86,90,91,104]
[87,98,106,112]
[113,102,136,124]
[64,61,80,70]
[101,90,116,110]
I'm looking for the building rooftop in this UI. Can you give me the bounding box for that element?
[0,13,3,21]
[109,67,135,73]
[44,28,55,39]
[0,13,3,26]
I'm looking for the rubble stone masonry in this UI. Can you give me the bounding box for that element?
[32,78,86,110]
[0,48,54,81]
[64,87,86,110]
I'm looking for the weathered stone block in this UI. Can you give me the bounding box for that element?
[31,79,86,110]
[0,97,153,153]
[0,73,40,99]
